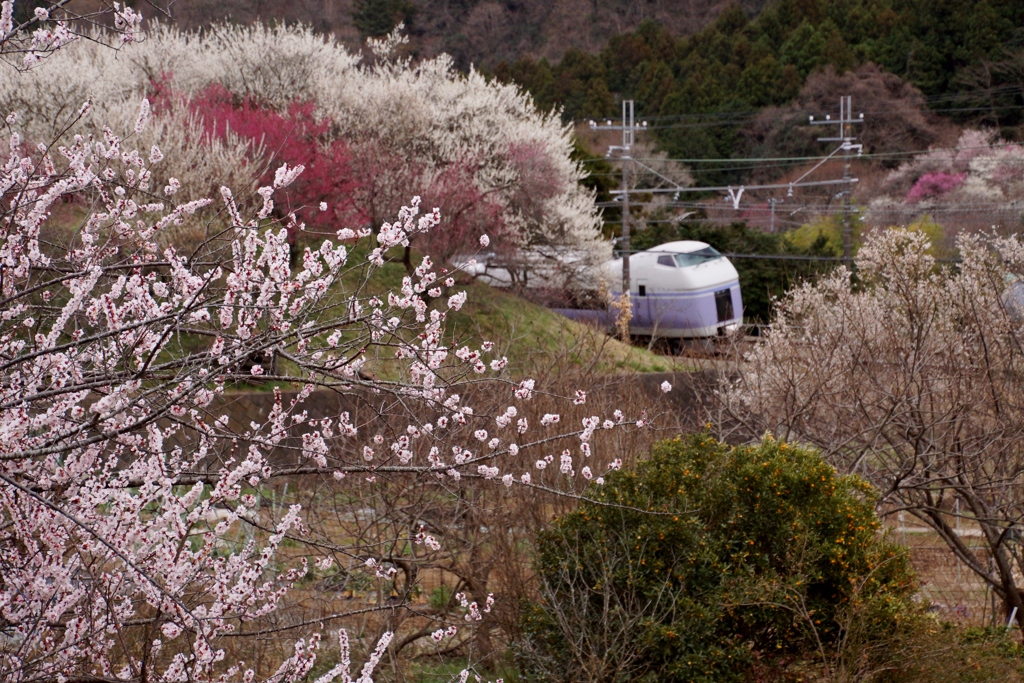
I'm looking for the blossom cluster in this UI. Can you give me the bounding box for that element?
[0,10,656,682]
[0,97,642,682]
[867,129,1024,229]
[1,0,141,69]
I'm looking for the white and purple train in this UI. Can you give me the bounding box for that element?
[555,241,744,339]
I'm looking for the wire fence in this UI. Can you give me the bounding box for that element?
[889,521,1016,630]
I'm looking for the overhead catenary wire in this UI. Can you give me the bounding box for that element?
[609,177,856,196]
[571,89,1024,128]
[585,92,1024,239]
[578,141,1024,165]
[614,249,963,264]
[598,197,1024,209]
[579,143,1024,186]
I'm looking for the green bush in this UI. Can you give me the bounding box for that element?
[519,434,917,683]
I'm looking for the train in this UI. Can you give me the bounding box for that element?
[553,241,744,339]
[457,240,744,340]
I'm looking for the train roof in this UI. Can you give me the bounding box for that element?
[645,240,713,254]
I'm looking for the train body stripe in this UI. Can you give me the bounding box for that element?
[607,280,740,299]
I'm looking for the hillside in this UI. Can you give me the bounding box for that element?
[497,0,1024,177]
[167,0,769,69]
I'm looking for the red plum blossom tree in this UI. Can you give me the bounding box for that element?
[0,22,609,288]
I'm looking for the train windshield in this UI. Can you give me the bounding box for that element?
[673,247,722,268]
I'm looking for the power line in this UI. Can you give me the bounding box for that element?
[591,97,862,237]
[571,96,1024,130]
[608,177,856,197]
[578,141,1024,165]
[581,95,1024,236]
[616,249,963,264]
[583,86,1023,116]
[618,103,1024,131]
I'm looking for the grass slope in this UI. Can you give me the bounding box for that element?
[443,277,680,376]
[347,248,683,378]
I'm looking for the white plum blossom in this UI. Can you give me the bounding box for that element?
[515,379,535,400]
[448,291,468,310]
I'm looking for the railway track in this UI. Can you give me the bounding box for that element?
[631,325,767,359]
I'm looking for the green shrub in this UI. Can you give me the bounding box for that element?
[519,434,917,683]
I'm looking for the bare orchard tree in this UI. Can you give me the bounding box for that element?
[717,228,1024,631]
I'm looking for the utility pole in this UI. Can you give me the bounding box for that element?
[810,96,863,259]
[590,101,646,295]
[767,197,784,232]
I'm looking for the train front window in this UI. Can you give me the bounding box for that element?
[673,247,722,268]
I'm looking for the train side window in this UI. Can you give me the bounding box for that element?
[638,285,647,296]
[657,255,675,267]
[715,288,733,322]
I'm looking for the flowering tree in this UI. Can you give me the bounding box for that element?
[0,22,610,288]
[0,82,644,680]
[181,83,361,239]
[717,228,1024,633]
[904,171,966,203]
[0,0,142,69]
[867,129,1024,232]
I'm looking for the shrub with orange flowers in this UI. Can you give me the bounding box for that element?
[520,434,917,683]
